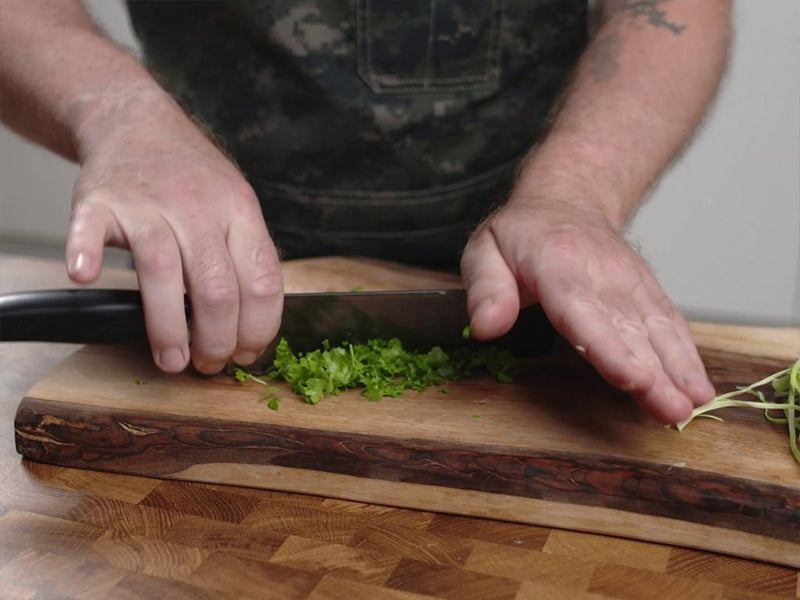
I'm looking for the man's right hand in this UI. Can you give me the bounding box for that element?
[66,91,284,374]
[0,0,284,375]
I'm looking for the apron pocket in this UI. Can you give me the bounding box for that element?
[356,0,502,93]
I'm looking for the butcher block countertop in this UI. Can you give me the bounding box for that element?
[1,253,798,599]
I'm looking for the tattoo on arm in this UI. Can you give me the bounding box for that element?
[611,0,687,35]
[590,0,686,82]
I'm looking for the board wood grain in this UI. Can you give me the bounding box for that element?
[11,257,800,569]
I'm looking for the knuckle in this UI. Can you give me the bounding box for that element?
[245,270,283,302]
[240,239,283,300]
[654,293,678,317]
[249,236,280,268]
[638,286,680,322]
[207,175,260,215]
[192,260,238,309]
[169,187,206,217]
[195,274,238,310]
[228,178,259,206]
[543,272,582,300]
[644,313,678,331]
[132,227,180,273]
[611,313,647,336]
[568,294,609,319]
[601,249,635,274]
[170,177,259,220]
[549,294,603,334]
[190,245,240,312]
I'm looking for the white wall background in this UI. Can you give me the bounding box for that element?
[1,0,798,326]
[627,1,800,326]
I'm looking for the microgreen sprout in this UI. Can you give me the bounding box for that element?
[676,357,800,464]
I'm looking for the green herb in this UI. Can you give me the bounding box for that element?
[238,373,283,410]
[235,337,517,406]
[263,394,281,411]
[350,286,364,292]
[257,385,280,407]
[133,378,145,386]
[676,357,800,464]
[470,414,481,419]
[234,368,276,387]
[462,325,472,339]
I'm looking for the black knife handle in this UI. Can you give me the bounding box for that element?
[0,289,189,343]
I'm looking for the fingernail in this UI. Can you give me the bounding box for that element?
[68,252,87,275]
[683,372,715,404]
[157,346,188,373]
[234,351,258,366]
[194,360,225,375]
[667,389,693,422]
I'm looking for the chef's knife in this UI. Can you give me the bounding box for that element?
[0,289,554,357]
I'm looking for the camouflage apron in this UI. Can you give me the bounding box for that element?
[127,1,587,270]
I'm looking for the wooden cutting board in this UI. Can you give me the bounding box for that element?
[12,258,800,568]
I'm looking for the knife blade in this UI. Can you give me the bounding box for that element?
[0,289,554,357]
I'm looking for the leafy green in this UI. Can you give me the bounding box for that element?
[256,386,281,411]
[676,357,800,464]
[235,337,517,406]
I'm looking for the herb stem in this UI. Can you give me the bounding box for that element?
[676,357,800,465]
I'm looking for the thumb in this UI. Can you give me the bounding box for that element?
[65,198,118,284]
[460,225,521,340]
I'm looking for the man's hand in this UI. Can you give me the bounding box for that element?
[0,0,283,374]
[461,196,714,424]
[459,0,730,423]
[65,93,283,374]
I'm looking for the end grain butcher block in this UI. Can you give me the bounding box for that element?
[12,258,800,568]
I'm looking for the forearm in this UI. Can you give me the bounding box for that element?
[515,0,732,228]
[0,0,173,161]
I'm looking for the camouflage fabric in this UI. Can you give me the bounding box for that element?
[127,1,587,270]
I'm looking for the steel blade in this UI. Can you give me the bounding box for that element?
[270,289,554,358]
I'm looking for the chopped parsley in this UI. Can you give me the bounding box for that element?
[263,395,281,411]
[234,337,517,407]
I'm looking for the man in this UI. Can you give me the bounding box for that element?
[0,0,731,423]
